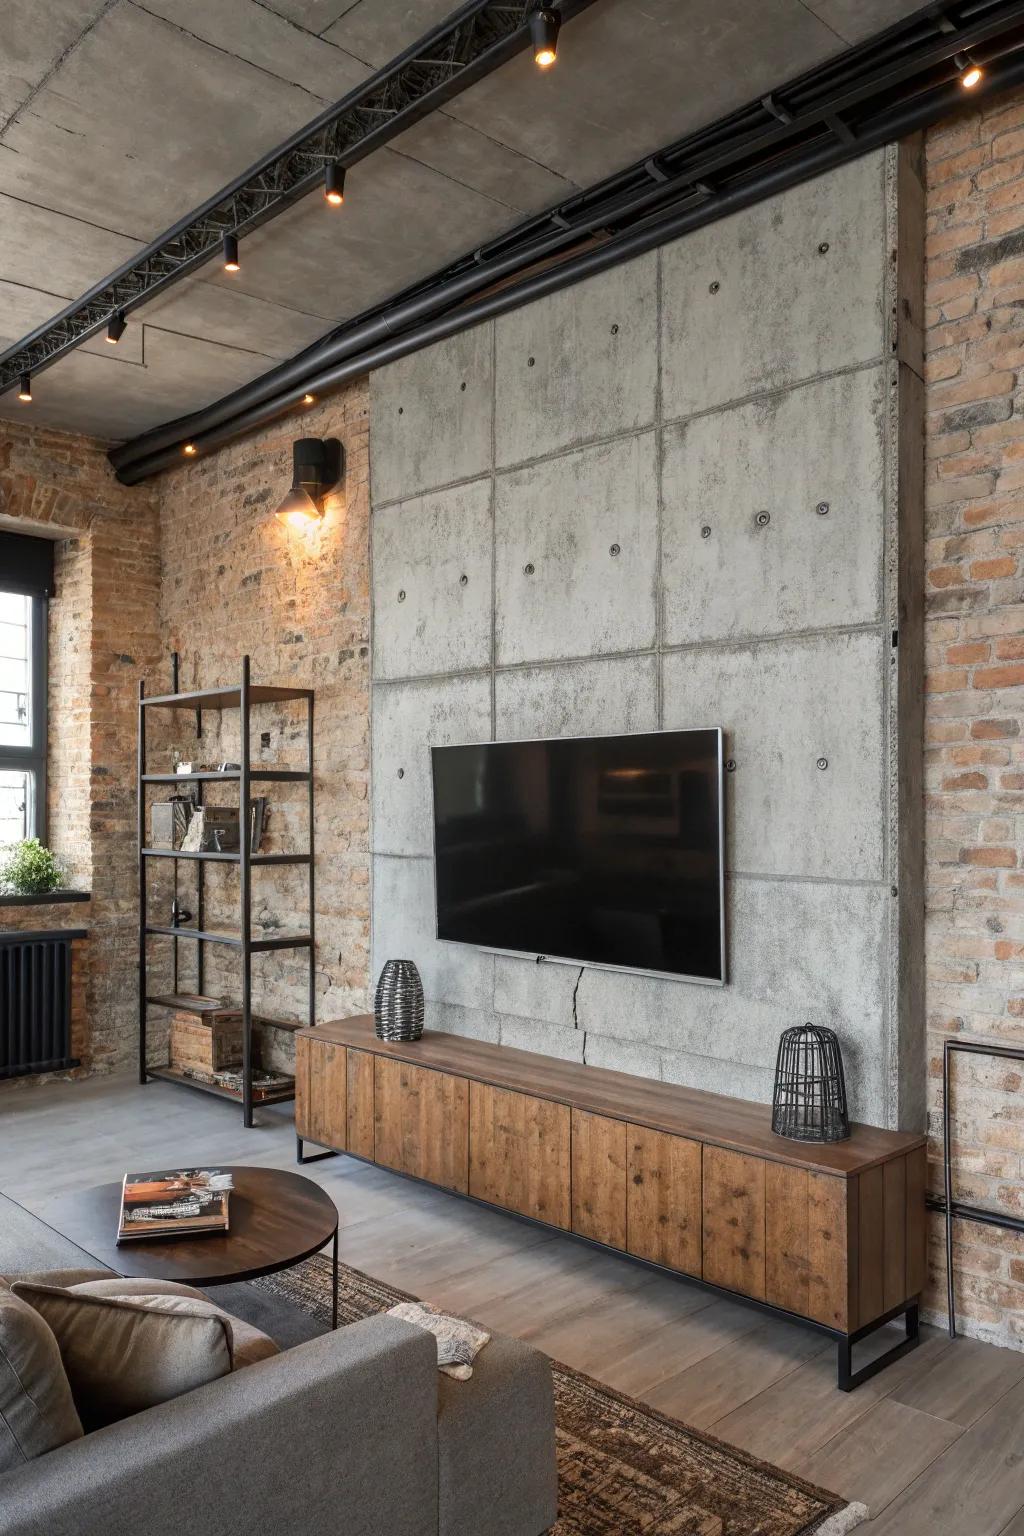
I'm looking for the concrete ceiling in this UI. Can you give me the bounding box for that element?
[0,0,925,443]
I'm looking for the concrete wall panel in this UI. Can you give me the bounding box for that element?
[661,153,887,420]
[370,323,493,505]
[494,255,658,467]
[495,435,658,666]
[577,876,889,1120]
[373,478,492,680]
[495,654,658,741]
[371,674,491,856]
[371,853,493,1011]
[662,366,887,645]
[662,631,886,882]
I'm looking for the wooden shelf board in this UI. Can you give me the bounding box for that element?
[147,1064,295,1106]
[145,995,303,1032]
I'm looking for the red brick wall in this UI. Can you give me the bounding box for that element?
[925,91,1024,1346]
[151,381,371,1069]
[0,421,160,1075]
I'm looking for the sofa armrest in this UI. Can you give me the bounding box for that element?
[0,1316,439,1536]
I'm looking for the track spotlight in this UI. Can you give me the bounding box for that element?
[302,393,316,405]
[183,442,198,456]
[275,437,343,528]
[107,310,127,344]
[17,373,31,402]
[222,232,240,272]
[530,6,560,68]
[325,163,345,206]
[955,52,983,88]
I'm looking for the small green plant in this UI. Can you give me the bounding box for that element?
[0,838,64,896]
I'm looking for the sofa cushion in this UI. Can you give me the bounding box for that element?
[11,1281,235,1431]
[69,1278,280,1371]
[0,1282,83,1475]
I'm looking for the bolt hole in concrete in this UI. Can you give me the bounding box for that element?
[701,525,711,539]
[816,757,829,770]
[527,356,535,367]
[610,323,619,334]
[609,543,620,557]
[817,501,830,515]
[755,510,770,527]
[397,768,405,779]
[398,590,406,602]
[398,406,403,414]
[725,759,736,772]
[460,574,468,586]
[818,240,830,254]
[524,562,535,575]
[708,280,720,294]
[460,382,467,391]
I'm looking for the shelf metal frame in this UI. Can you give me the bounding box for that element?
[138,654,315,1126]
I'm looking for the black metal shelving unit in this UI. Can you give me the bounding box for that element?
[137,655,314,1127]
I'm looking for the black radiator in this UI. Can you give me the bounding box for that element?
[0,929,85,1078]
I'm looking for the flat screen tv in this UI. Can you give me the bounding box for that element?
[431,728,725,985]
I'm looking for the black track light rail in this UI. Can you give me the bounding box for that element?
[110,0,1024,482]
[0,0,597,397]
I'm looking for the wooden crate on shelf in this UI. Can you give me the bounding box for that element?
[170,1010,246,1074]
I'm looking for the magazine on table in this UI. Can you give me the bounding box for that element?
[117,1168,233,1243]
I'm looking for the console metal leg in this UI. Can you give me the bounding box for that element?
[332,1227,339,1330]
[837,1302,920,1391]
[296,1134,339,1166]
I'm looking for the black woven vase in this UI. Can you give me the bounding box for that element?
[771,1023,850,1143]
[374,959,425,1042]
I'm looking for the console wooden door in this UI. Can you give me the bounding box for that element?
[373,1057,469,1193]
[469,1082,570,1228]
[295,1036,347,1150]
[627,1126,701,1277]
[702,1146,766,1301]
[571,1109,627,1248]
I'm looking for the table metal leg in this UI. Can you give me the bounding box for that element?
[332,1226,339,1330]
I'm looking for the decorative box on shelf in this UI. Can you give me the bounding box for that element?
[169,1010,247,1075]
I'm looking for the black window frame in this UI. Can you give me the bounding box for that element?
[0,590,47,844]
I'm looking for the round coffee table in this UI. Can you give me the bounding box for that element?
[36,1166,339,1327]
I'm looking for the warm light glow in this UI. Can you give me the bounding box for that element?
[325,189,344,206]
[278,506,322,530]
[17,388,31,403]
[303,393,316,405]
[224,259,240,273]
[961,64,982,88]
[535,46,556,67]
[17,373,31,402]
[183,443,197,456]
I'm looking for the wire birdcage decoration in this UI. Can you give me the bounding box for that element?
[374,959,425,1042]
[771,1023,850,1143]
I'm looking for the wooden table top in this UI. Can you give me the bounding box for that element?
[37,1165,337,1287]
[306,1015,926,1178]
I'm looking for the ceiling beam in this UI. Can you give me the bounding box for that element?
[109,0,1024,483]
[0,0,599,396]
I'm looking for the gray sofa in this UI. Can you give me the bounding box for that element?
[0,1192,558,1536]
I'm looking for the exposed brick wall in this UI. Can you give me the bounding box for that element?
[0,421,160,1076]
[925,91,1024,1347]
[151,381,371,1070]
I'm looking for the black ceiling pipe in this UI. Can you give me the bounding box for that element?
[110,3,1024,482]
[113,39,1024,486]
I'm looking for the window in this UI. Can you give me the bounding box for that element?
[0,589,47,847]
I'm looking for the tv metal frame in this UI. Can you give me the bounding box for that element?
[429,725,726,988]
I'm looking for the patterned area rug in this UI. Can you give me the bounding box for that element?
[253,1254,866,1536]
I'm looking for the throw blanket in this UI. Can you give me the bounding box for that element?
[386,1301,490,1380]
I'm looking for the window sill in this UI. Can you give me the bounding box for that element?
[0,890,90,908]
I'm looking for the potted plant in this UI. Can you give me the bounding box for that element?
[0,838,66,897]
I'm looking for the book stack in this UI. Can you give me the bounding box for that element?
[117,1169,233,1243]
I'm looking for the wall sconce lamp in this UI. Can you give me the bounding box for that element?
[275,436,343,528]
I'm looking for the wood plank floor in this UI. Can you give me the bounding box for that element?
[5,1073,1024,1532]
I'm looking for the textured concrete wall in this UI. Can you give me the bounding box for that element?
[369,146,926,1129]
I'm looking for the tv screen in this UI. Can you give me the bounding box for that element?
[431,728,724,985]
